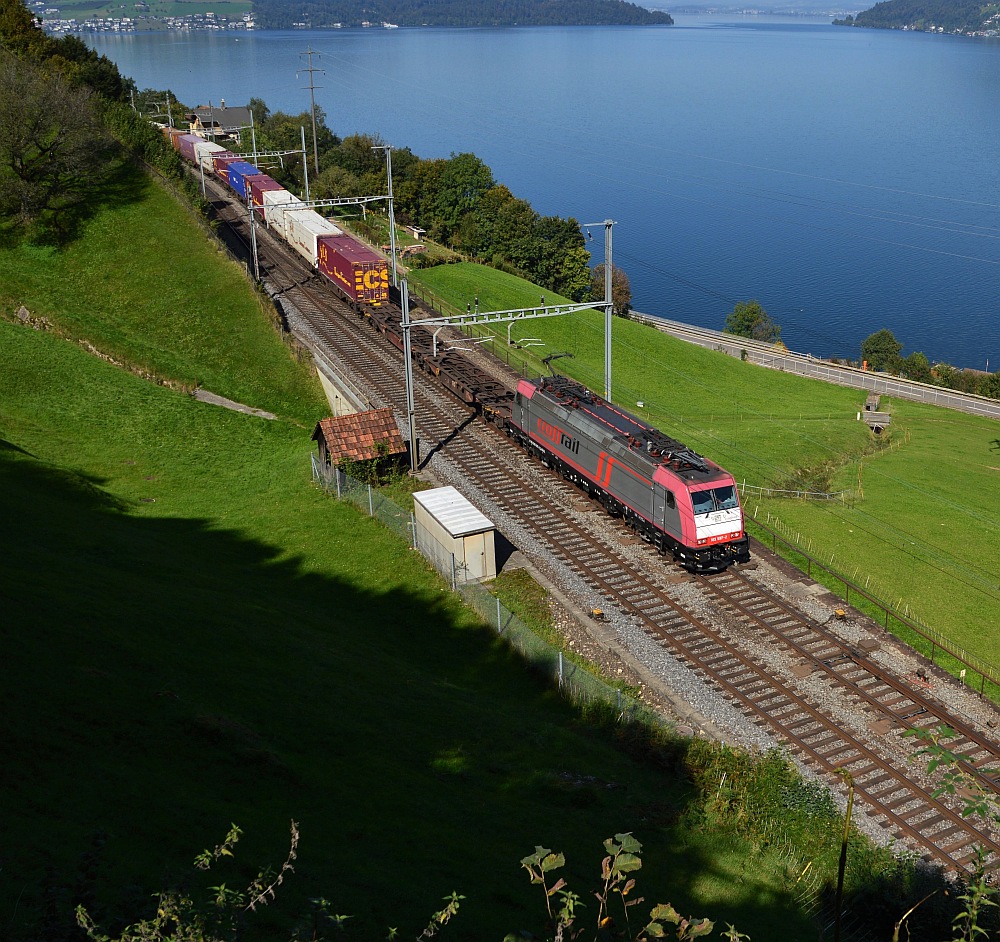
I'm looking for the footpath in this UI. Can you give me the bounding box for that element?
[633,313,1000,422]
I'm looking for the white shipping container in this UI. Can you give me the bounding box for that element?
[283,210,342,267]
[261,189,303,232]
[193,140,227,171]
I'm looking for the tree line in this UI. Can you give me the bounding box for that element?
[0,0,130,240]
[859,327,1000,398]
[240,97,625,304]
[253,0,672,29]
[834,0,993,33]
[723,301,1000,400]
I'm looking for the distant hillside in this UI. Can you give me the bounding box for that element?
[254,0,673,28]
[835,0,1000,35]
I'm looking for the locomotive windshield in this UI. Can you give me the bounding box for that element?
[691,485,739,515]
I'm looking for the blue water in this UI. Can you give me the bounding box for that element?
[88,18,1000,368]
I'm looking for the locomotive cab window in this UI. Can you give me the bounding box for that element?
[692,485,738,515]
[666,490,675,509]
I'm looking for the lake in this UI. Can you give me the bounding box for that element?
[87,18,1000,369]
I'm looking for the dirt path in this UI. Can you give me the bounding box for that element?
[192,389,277,420]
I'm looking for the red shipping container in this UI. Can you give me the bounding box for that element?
[317,234,389,306]
[167,128,188,151]
[212,152,239,180]
[248,175,285,216]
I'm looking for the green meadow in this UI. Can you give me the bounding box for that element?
[412,263,1000,674]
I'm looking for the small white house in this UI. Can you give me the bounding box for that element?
[413,486,496,582]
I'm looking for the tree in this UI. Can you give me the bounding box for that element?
[324,132,387,179]
[977,370,1000,400]
[247,95,270,125]
[433,151,495,243]
[0,50,114,238]
[860,328,903,372]
[900,350,932,383]
[591,263,632,317]
[312,164,361,200]
[724,300,780,343]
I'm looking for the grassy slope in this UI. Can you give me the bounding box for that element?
[0,180,819,939]
[413,263,1000,667]
[0,164,323,424]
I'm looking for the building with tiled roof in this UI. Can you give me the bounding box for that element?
[311,409,407,467]
[187,101,253,139]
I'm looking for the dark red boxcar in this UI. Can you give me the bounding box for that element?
[212,152,239,181]
[248,175,285,216]
[317,234,389,306]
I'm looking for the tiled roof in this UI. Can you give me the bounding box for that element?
[188,105,253,129]
[312,409,406,462]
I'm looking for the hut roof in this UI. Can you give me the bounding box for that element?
[311,409,406,463]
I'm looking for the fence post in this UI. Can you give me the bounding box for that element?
[451,553,457,592]
[558,651,564,688]
[496,598,502,633]
[335,468,341,500]
[368,484,373,516]
[410,511,416,549]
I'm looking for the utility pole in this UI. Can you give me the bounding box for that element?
[401,280,418,472]
[248,194,260,282]
[373,145,398,287]
[297,48,324,174]
[584,219,616,401]
[301,126,310,203]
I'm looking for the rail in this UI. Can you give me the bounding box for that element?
[747,516,1000,700]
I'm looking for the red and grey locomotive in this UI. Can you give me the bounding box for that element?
[507,374,750,571]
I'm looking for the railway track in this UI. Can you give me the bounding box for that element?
[206,176,1000,872]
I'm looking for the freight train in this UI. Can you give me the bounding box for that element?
[168,130,390,307]
[168,126,748,570]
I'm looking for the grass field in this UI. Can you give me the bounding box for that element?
[0,170,849,940]
[412,263,1000,675]
[0,164,324,423]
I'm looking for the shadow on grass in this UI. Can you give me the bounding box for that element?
[6,156,153,249]
[0,442,974,942]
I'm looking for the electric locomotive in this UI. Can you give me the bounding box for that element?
[508,374,750,571]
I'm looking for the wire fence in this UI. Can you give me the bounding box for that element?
[738,482,851,502]
[311,455,667,724]
[745,509,1000,702]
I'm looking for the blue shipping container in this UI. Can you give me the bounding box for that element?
[227,161,262,199]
